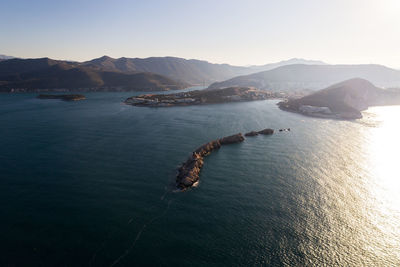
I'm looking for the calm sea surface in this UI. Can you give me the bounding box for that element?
[0,89,399,266]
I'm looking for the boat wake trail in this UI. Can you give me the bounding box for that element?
[109,198,173,267]
[89,184,176,267]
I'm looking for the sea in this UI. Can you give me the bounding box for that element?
[1,87,399,266]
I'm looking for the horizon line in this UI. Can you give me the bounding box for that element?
[1,53,399,69]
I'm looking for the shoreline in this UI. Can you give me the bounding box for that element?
[277,101,362,120]
[126,98,275,108]
[125,87,281,108]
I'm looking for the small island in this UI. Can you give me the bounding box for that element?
[37,94,86,101]
[125,87,278,107]
[176,129,275,190]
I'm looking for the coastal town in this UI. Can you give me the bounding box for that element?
[125,87,283,107]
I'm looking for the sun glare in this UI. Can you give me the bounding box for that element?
[364,106,400,227]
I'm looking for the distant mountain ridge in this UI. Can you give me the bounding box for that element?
[0,55,331,91]
[82,56,252,85]
[0,54,15,61]
[278,78,400,119]
[0,58,188,92]
[2,54,400,93]
[82,56,327,85]
[248,58,326,72]
[209,64,400,91]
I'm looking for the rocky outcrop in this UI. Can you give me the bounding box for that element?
[194,140,222,157]
[176,130,283,190]
[219,133,245,145]
[279,128,290,132]
[245,131,259,137]
[176,133,244,190]
[37,94,86,101]
[245,129,274,136]
[258,128,274,135]
[176,153,205,188]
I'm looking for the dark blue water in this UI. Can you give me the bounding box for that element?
[1,91,399,266]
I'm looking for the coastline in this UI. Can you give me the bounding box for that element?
[125,87,281,108]
[277,101,362,120]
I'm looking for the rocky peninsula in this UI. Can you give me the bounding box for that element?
[176,129,275,190]
[37,94,86,101]
[278,78,400,120]
[125,87,277,107]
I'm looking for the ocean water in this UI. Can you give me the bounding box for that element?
[0,90,399,266]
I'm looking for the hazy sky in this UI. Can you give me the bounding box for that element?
[1,0,399,67]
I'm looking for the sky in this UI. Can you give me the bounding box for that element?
[1,0,400,67]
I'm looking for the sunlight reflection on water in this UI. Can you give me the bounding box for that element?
[362,106,400,263]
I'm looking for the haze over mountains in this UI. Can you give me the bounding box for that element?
[1,54,400,92]
[0,55,328,92]
[248,58,326,72]
[0,58,188,92]
[0,54,15,61]
[278,78,400,119]
[209,64,400,91]
[82,56,250,85]
[82,56,327,85]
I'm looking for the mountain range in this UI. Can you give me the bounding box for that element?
[248,58,326,72]
[82,56,250,85]
[0,56,328,92]
[0,58,188,92]
[1,54,400,92]
[208,64,400,91]
[81,56,327,85]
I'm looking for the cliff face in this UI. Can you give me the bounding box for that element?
[278,78,400,119]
